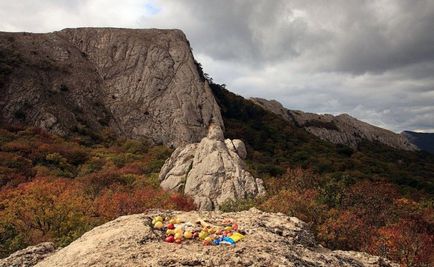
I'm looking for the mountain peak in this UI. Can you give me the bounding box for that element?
[0,27,223,147]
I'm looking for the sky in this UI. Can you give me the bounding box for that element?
[1,0,433,132]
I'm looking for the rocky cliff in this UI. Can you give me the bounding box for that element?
[251,98,417,151]
[1,209,397,267]
[0,27,267,212]
[0,28,222,147]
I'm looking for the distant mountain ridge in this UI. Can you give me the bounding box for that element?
[250,97,417,151]
[402,131,434,154]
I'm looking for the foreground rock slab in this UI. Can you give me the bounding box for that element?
[160,124,265,210]
[36,208,397,267]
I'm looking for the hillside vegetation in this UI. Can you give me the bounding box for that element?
[210,83,434,193]
[210,83,434,266]
[0,125,194,258]
[1,86,433,266]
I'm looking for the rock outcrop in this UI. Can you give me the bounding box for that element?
[0,28,223,147]
[0,242,56,267]
[32,208,397,267]
[251,98,417,151]
[159,124,265,210]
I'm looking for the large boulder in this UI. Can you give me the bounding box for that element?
[159,124,265,210]
[35,209,398,267]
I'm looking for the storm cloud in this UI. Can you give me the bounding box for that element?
[1,0,433,132]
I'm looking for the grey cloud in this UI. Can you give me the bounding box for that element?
[155,0,329,66]
[167,0,434,75]
[0,0,433,132]
[330,0,434,75]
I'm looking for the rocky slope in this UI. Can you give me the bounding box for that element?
[1,209,397,267]
[160,123,265,210]
[251,98,417,151]
[0,28,222,147]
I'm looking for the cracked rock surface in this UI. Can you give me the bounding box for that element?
[0,28,223,147]
[33,208,397,267]
[160,124,265,210]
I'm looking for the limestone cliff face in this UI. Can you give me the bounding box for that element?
[0,31,111,137]
[251,98,417,151]
[57,28,222,147]
[1,209,398,267]
[159,124,265,210]
[0,28,223,147]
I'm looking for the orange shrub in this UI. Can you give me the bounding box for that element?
[318,209,372,251]
[341,181,400,227]
[260,189,326,224]
[37,143,89,165]
[0,177,96,256]
[263,167,319,195]
[1,140,33,154]
[95,187,195,220]
[0,151,34,186]
[167,193,196,211]
[368,220,434,267]
[78,170,127,197]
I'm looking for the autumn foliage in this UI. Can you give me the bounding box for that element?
[1,126,433,266]
[258,168,434,267]
[0,127,195,258]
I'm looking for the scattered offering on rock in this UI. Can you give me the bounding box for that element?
[152,215,246,246]
[165,236,175,243]
[184,231,193,239]
[152,216,163,225]
[153,221,163,229]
